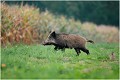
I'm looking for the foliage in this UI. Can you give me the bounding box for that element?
[1,3,119,46]
[1,3,41,46]
[1,43,119,79]
[5,1,119,26]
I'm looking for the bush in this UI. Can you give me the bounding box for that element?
[1,3,119,46]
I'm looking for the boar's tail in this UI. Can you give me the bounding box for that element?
[87,40,94,44]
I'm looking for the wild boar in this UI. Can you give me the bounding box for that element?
[42,31,94,56]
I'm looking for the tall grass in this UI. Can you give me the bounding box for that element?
[1,3,119,46]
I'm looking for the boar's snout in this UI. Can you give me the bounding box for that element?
[42,42,45,45]
[41,41,46,45]
[42,40,50,45]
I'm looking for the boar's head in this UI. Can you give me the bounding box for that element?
[42,31,56,45]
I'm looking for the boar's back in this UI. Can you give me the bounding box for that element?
[55,34,86,48]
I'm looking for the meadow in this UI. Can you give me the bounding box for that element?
[1,3,119,79]
[1,43,119,79]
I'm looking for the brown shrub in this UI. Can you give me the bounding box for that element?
[1,3,119,46]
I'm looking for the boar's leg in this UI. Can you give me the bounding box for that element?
[54,46,61,51]
[58,46,65,52]
[80,48,89,55]
[74,48,81,56]
[54,46,65,52]
[54,46,59,51]
[61,48,65,52]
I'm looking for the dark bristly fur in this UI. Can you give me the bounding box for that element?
[42,31,94,56]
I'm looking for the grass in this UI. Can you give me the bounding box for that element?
[1,43,119,79]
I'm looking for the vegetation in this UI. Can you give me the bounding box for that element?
[5,1,119,26]
[1,43,119,79]
[1,3,119,79]
[1,3,119,46]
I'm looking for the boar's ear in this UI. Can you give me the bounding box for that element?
[49,30,54,33]
[51,31,56,38]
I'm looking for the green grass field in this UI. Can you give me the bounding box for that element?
[1,43,119,79]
